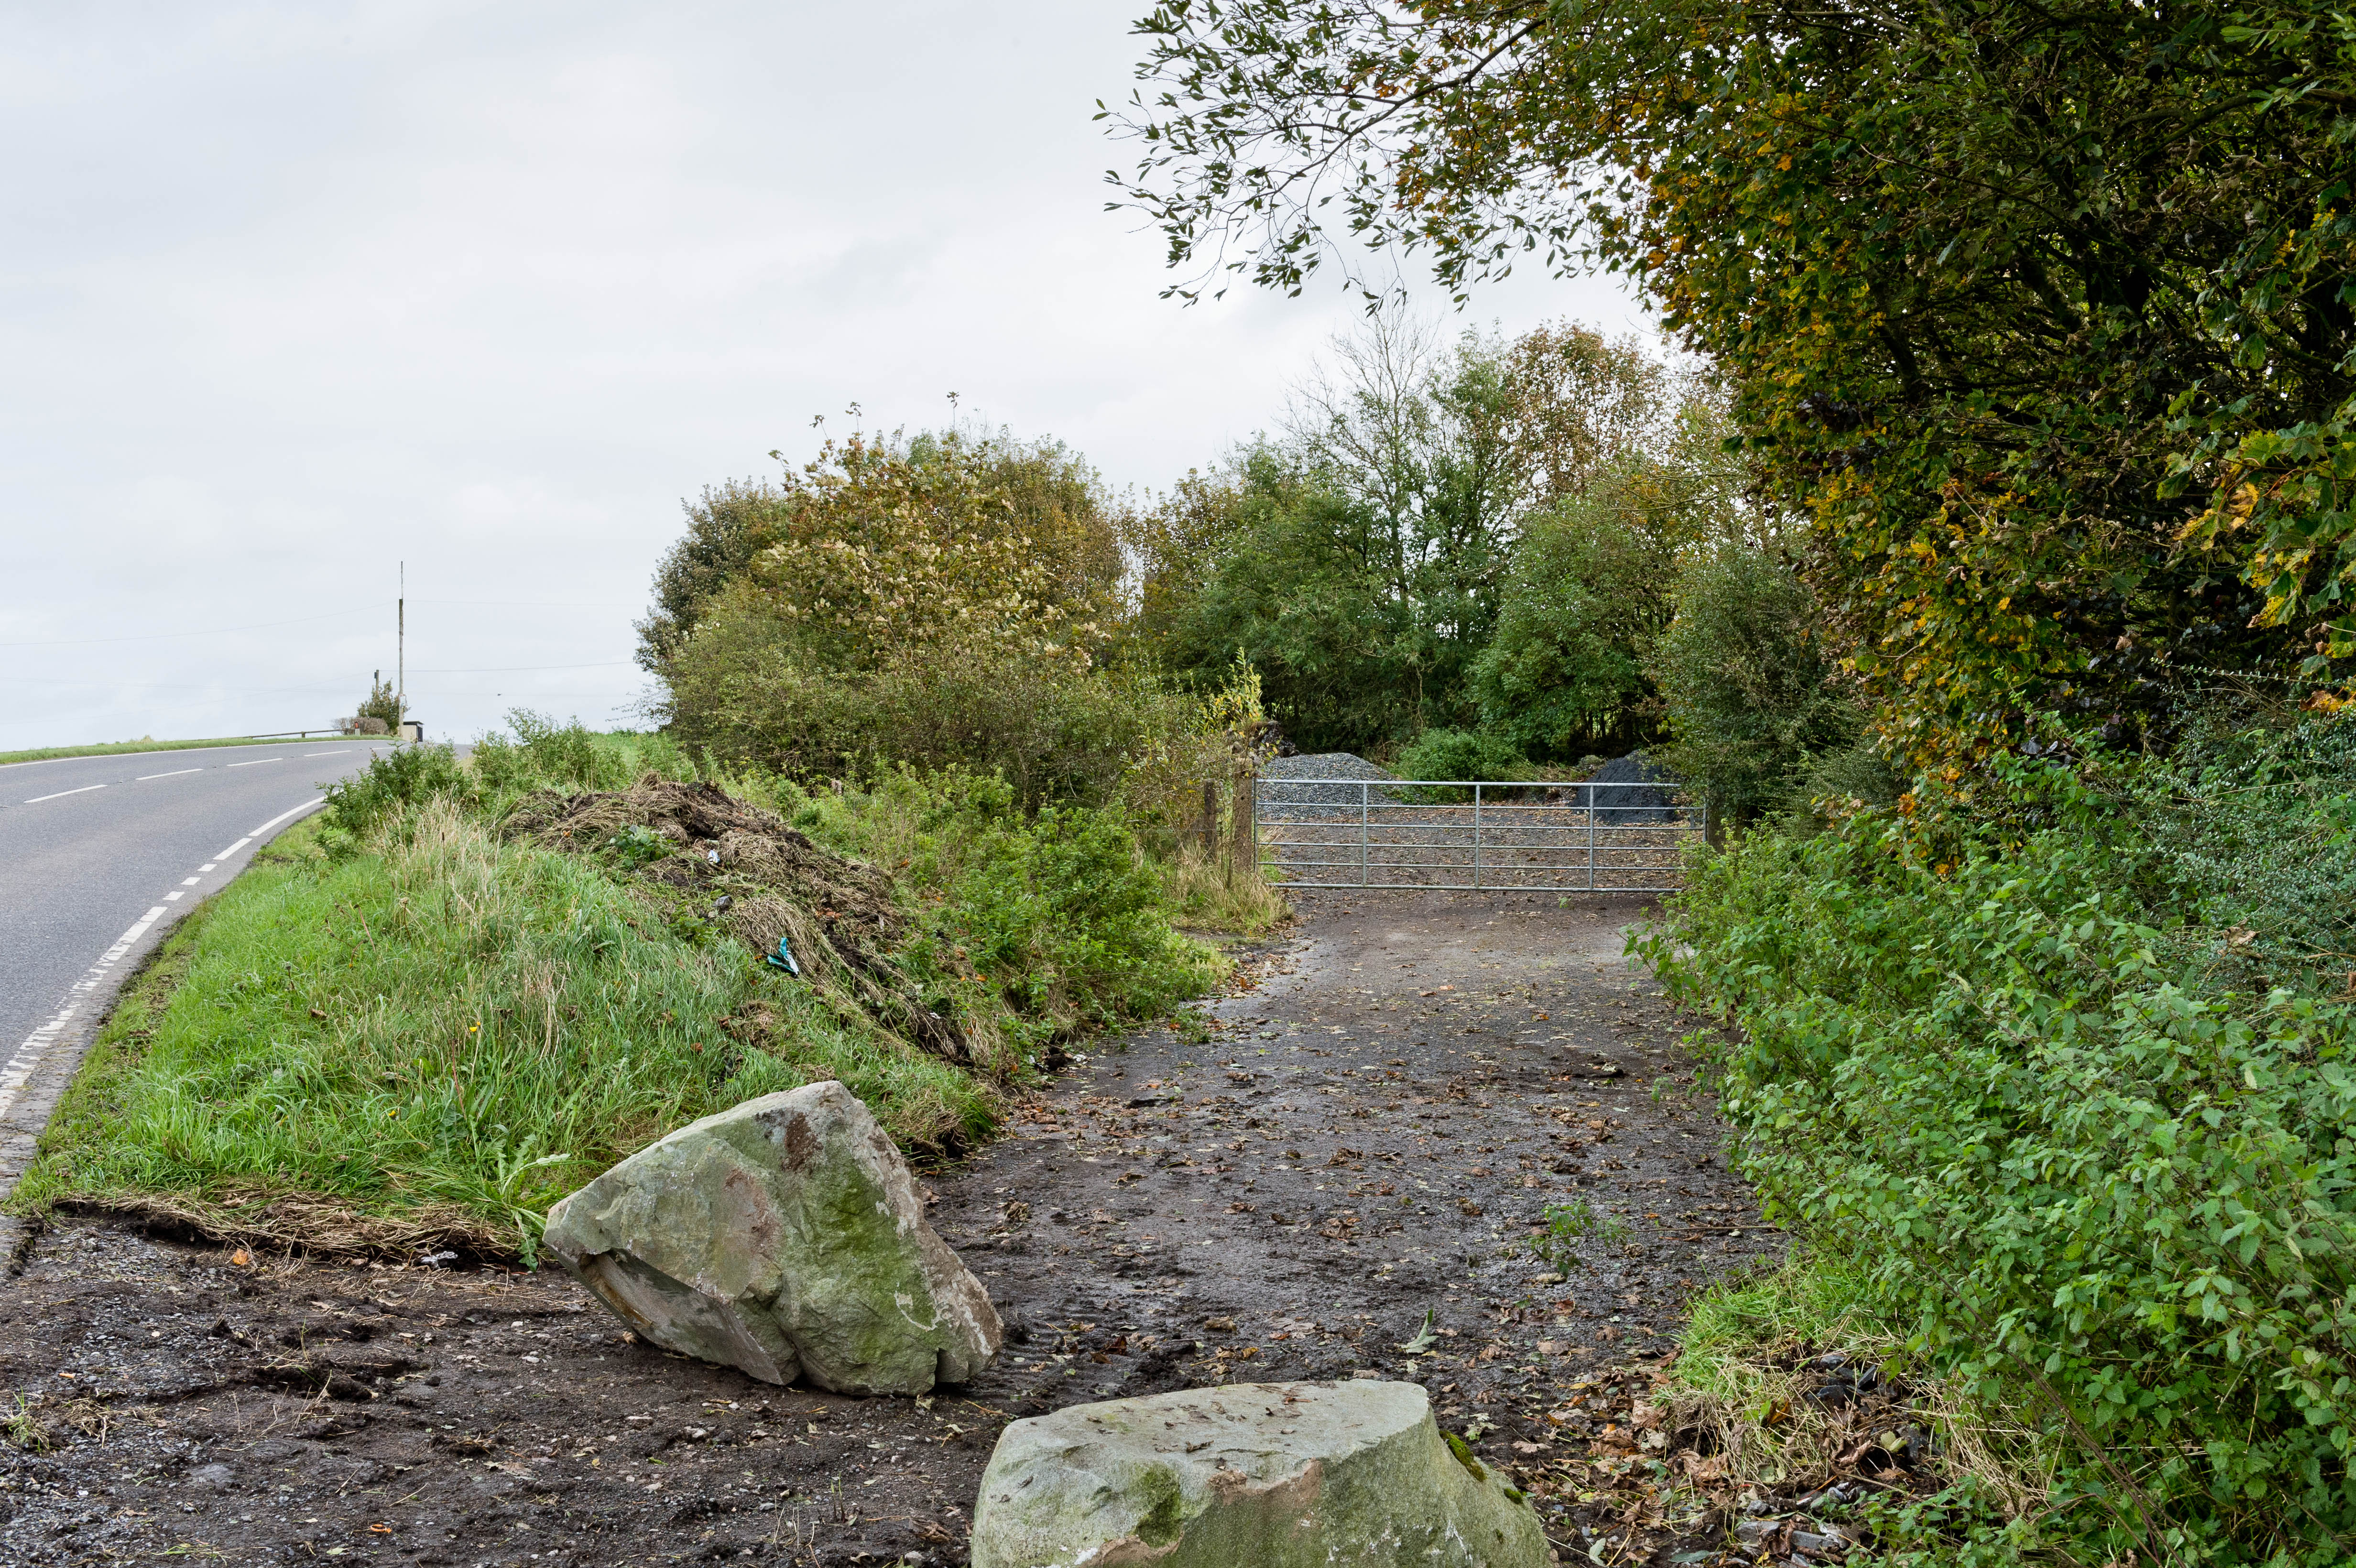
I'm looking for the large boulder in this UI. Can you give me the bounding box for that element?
[543,1081,1001,1393]
[970,1380,1547,1568]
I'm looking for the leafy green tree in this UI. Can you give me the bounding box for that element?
[1650,547,1865,825]
[1110,0,2356,764]
[635,479,783,675]
[1127,311,1680,746]
[1471,503,1665,758]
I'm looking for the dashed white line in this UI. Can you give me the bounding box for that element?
[3,796,334,1130]
[24,784,106,803]
[302,750,353,756]
[1,904,169,1122]
[137,768,201,781]
[225,757,285,767]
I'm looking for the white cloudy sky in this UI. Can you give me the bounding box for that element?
[1,1,1647,749]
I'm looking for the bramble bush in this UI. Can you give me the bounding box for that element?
[1639,740,2356,1563]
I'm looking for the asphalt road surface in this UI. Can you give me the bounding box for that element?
[0,741,387,1202]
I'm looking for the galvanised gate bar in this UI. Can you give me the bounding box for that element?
[1252,777,1701,893]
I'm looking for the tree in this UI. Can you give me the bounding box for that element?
[1125,309,1680,744]
[354,671,402,732]
[635,479,782,675]
[1110,0,2356,762]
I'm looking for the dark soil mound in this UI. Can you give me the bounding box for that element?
[503,776,976,1067]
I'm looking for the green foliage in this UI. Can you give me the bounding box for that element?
[651,430,1173,804]
[1134,454,1422,752]
[1472,500,1666,757]
[470,709,644,797]
[756,768,1223,1046]
[1112,0,2351,759]
[1124,316,1692,750]
[1391,727,1530,790]
[1527,1197,1630,1271]
[635,477,782,674]
[1649,547,1867,824]
[320,741,472,840]
[11,810,997,1262]
[1637,741,2356,1561]
[355,670,403,730]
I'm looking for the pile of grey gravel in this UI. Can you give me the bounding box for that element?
[1256,753,1402,818]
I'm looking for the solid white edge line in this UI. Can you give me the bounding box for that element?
[0,904,170,1122]
[214,837,252,859]
[248,798,326,836]
[136,768,202,781]
[23,783,106,803]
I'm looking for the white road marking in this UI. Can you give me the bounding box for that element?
[248,800,325,836]
[302,750,352,756]
[180,876,201,886]
[23,784,105,803]
[225,757,285,767]
[3,799,333,1127]
[1,905,168,1123]
[137,768,201,781]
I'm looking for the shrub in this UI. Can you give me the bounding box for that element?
[765,768,1223,1046]
[320,742,471,840]
[1650,547,1865,824]
[471,710,641,797]
[1640,756,2356,1562]
[1393,726,1531,789]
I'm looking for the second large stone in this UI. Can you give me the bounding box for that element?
[543,1081,1002,1393]
[970,1380,1548,1567]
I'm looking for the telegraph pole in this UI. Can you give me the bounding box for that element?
[397,562,405,727]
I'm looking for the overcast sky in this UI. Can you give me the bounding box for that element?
[1,2,1647,749]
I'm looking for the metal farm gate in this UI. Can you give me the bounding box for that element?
[1252,777,1702,893]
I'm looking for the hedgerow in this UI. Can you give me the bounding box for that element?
[1639,731,2356,1562]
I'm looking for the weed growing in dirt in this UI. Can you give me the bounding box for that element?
[1527,1197,1630,1270]
[2,1395,48,1454]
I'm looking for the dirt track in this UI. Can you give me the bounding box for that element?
[0,891,1782,1567]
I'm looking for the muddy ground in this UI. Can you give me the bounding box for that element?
[0,890,1787,1567]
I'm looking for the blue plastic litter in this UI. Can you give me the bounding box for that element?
[764,935,800,976]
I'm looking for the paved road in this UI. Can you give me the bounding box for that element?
[0,741,387,1204]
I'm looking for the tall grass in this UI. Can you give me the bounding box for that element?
[11,802,995,1262]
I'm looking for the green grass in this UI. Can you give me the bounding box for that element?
[1664,1254,2055,1525]
[9,802,998,1263]
[0,735,345,767]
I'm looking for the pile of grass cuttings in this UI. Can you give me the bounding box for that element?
[503,776,985,1068]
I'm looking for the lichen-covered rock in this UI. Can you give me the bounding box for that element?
[543,1081,1000,1393]
[969,1380,1546,1568]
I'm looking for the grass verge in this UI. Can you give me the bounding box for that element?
[10,732,1229,1265]
[0,735,333,767]
[8,803,1001,1263]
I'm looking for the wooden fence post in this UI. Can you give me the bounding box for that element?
[1230,764,1256,879]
